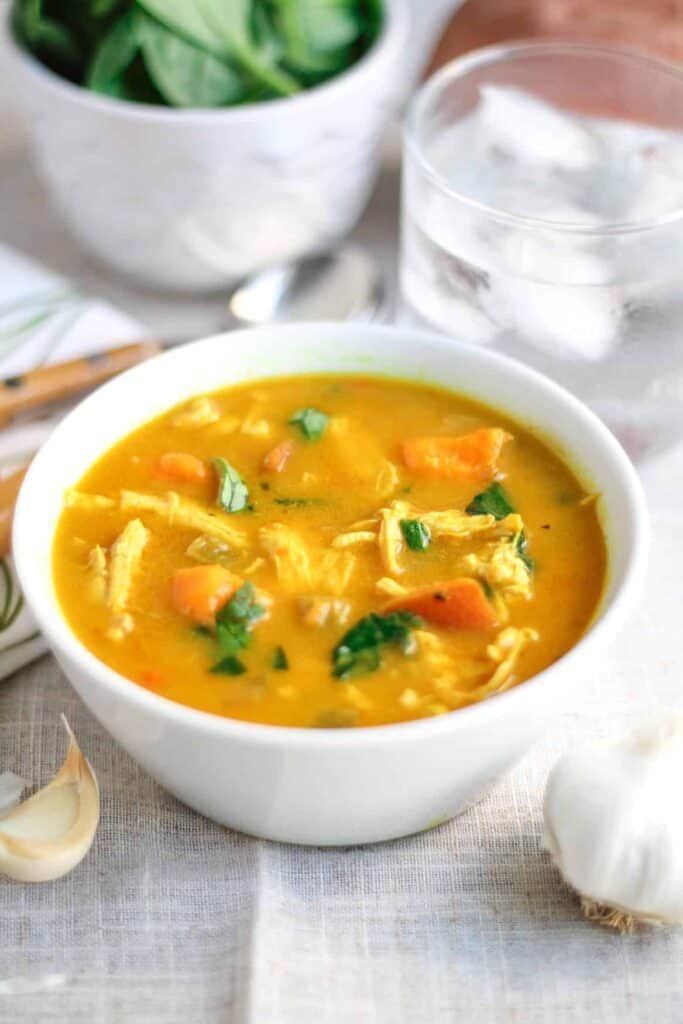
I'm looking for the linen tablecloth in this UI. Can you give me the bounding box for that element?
[2,60,683,1024]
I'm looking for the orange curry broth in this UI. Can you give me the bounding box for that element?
[52,374,607,728]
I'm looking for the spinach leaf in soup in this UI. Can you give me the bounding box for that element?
[466,482,515,520]
[332,611,422,680]
[289,407,329,441]
[272,646,289,670]
[400,519,431,552]
[213,457,250,513]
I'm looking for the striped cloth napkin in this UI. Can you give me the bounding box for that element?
[0,244,143,678]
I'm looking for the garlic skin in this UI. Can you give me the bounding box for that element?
[0,717,99,883]
[543,718,683,931]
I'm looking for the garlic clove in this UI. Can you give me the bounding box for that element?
[0,716,99,883]
[543,717,683,932]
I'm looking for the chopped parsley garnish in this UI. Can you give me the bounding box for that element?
[332,611,422,680]
[400,519,431,551]
[466,481,514,520]
[289,407,329,441]
[272,646,289,671]
[213,457,249,513]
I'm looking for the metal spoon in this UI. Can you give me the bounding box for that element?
[225,244,389,327]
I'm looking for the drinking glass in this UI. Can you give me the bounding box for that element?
[401,42,683,460]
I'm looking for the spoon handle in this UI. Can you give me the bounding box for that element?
[0,464,29,557]
[0,340,162,428]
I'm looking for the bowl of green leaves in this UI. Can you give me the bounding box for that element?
[4,0,409,291]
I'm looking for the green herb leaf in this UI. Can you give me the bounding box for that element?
[516,532,535,573]
[272,645,289,670]
[332,611,422,680]
[213,457,249,513]
[216,620,251,656]
[289,407,329,441]
[210,654,247,675]
[466,482,515,520]
[192,624,213,638]
[217,582,265,627]
[86,9,140,93]
[137,11,246,107]
[400,519,431,551]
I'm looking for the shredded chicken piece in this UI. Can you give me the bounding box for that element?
[378,506,404,576]
[120,490,248,548]
[64,490,115,511]
[260,524,355,595]
[243,557,266,575]
[172,396,220,428]
[374,577,408,597]
[107,519,149,616]
[331,531,376,549]
[86,545,108,603]
[461,537,532,601]
[484,626,539,694]
[297,596,351,628]
[333,500,524,577]
[240,406,271,437]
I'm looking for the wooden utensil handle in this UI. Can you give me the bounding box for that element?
[0,340,162,427]
[0,464,29,558]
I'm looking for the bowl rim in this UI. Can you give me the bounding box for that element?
[13,322,649,748]
[2,0,409,123]
[404,39,683,236]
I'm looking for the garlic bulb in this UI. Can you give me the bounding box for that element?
[543,717,683,932]
[0,716,99,882]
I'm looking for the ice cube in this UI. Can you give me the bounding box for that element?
[483,271,623,361]
[476,85,600,171]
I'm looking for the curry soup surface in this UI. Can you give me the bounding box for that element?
[53,375,607,728]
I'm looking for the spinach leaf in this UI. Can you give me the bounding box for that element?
[289,407,329,441]
[213,457,249,513]
[466,482,515,520]
[516,532,535,573]
[400,519,431,552]
[87,9,140,92]
[332,611,422,680]
[272,645,289,670]
[467,482,535,572]
[217,581,265,627]
[138,11,246,106]
[272,0,360,75]
[136,0,298,96]
[210,654,247,675]
[12,0,83,75]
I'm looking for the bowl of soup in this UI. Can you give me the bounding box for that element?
[13,323,648,845]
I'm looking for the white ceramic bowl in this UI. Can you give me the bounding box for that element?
[14,324,648,845]
[2,2,409,292]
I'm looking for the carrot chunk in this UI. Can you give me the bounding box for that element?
[159,452,207,483]
[171,565,241,625]
[383,578,496,630]
[263,439,294,473]
[401,429,511,482]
